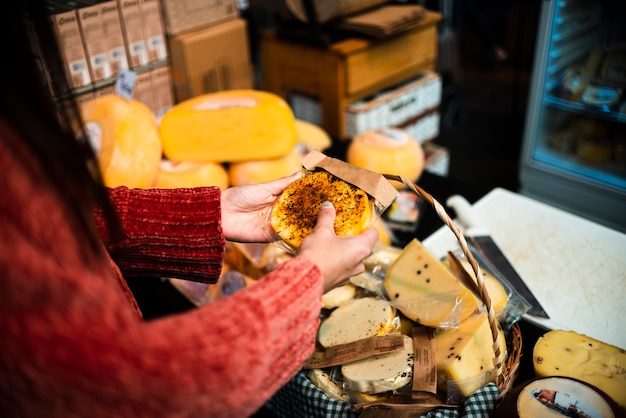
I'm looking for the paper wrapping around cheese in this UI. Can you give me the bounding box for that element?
[159,90,297,163]
[82,94,162,188]
[228,147,302,186]
[435,312,506,397]
[533,329,626,410]
[341,334,414,394]
[384,239,479,328]
[154,160,229,190]
[317,297,397,348]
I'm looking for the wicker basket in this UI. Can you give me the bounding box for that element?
[267,175,523,417]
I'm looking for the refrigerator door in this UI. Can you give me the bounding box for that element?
[519,0,626,233]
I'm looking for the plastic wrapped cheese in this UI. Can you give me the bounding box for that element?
[159,90,298,163]
[153,160,229,190]
[82,94,162,188]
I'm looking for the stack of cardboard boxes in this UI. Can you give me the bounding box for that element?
[40,0,172,118]
[36,0,254,119]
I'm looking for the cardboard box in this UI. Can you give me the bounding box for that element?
[169,18,253,101]
[151,65,175,119]
[160,0,239,36]
[138,0,167,64]
[423,141,449,177]
[48,7,92,90]
[99,1,128,75]
[132,69,155,112]
[117,0,149,68]
[77,3,112,82]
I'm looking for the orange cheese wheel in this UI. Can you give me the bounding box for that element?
[347,128,425,189]
[159,90,298,163]
[228,147,302,186]
[82,94,162,188]
[154,160,229,190]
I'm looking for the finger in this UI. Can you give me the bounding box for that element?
[315,201,336,231]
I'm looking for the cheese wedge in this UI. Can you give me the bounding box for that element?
[533,329,626,410]
[445,258,509,315]
[308,368,350,403]
[159,90,297,163]
[435,312,506,397]
[82,94,162,188]
[342,334,414,394]
[153,160,229,190]
[321,283,357,310]
[384,239,479,328]
[228,147,302,186]
[317,297,397,348]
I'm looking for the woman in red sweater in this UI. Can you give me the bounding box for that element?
[0,2,378,417]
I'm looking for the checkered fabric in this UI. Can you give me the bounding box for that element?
[266,371,499,418]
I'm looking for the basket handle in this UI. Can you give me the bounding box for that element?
[383,174,505,386]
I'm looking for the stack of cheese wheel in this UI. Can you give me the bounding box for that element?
[82,94,162,188]
[347,128,425,189]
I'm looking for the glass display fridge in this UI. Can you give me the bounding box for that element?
[519,0,626,233]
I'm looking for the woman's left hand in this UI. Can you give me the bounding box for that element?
[220,172,302,243]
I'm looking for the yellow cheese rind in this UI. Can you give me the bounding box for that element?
[159,90,297,163]
[82,94,162,188]
[533,329,626,410]
[228,147,302,186]
[384,239,479,328]
[154,160,229,190]
[434,312,506,397]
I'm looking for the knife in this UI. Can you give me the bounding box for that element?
[446,195,550,319]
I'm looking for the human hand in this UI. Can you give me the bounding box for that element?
[297,201,379,293]
[220,172,302,243]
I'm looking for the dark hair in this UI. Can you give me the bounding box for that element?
[1,1,121,256]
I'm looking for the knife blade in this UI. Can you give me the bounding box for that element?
[447,195,550,319]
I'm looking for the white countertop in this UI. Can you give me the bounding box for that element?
[422,187,626,349]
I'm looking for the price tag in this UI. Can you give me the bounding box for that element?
[115,68,137,100]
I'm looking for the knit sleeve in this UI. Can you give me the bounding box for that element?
[95,186,225,283]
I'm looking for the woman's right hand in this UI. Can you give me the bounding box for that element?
[297,201,379,293]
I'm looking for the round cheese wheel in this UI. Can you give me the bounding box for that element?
[347,128,425,189]
[295,119,332,152]
[82,94,162,188]
[228,147,302,187]
[154,160,229,190]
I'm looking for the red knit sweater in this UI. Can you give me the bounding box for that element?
[0,121,324,417]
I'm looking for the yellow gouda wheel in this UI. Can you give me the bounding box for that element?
[347,128,425,189]
[82,94,162,188]
[159,90,297,163]
[154,160,229,190]
[228,147,302,187]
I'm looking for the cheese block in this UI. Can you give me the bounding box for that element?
[308,368,350,403]
[347,128,425,189]
[82,94,162,188]
[384,239,479,328]
[435,312,506,397]
[228,147,302,186]
[533,329,626,410]
[317,297,397,348]
[342,334,414,394]
[321,283,357,310]
[154,160,229,190]
[159,90,297,163]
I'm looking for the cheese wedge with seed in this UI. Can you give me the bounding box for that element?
[434,312,505,397]
[341,334,414,394]
[385,239,479,328]
[317,297,397,348]
[533,329,626,410]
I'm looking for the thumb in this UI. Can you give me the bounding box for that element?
[315,201,336,231]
